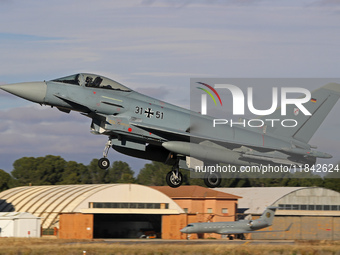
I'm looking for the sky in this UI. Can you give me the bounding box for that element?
[0,0,340,175]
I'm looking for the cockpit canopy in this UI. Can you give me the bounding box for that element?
[186,224,194,227]
[51,73,131,92]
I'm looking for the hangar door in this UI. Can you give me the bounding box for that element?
[93,214,162,238]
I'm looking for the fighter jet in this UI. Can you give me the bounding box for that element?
[180,206,292,240]
[1,74,339,188]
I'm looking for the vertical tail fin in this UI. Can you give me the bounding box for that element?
[264,83,340,143]
[258,206,277,226]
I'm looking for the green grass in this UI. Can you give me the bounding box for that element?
[0,238,339,255]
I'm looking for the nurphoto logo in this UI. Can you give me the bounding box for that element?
[196,82,312,128]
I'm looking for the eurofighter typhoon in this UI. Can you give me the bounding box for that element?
[1,74,339,187]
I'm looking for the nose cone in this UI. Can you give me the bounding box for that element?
[0,82,47,104]
[180,228,187,233]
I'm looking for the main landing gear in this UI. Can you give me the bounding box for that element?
[236,234,246,240]
[165,162,222,188]
[203,172,222,188]
[227,234,245,240]
[166,162,183,188]
[98,140,112,169]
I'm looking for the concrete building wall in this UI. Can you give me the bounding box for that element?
[250,216,340,240]
[215,187,340,240]
[172,199,237,220]
[174,199,204,214]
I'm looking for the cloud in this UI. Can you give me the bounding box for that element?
[0,106,91,153]
[310,0,340,6]
[0,105,102,170]
[0,104,149,173]
[1,0,340,173]
[1,0,340,83]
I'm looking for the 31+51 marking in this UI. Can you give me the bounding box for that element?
[135,106,164,119]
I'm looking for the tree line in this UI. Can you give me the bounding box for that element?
[0,155,339,193]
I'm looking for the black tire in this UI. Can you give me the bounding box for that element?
[98,158,110,169]
[204,172,221,188]
[166,171,183,188]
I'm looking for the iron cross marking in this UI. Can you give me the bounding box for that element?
[144,108,154,118]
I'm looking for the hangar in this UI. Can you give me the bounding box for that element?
[2,184,338,240]
[215,187,340,240]
[0,184,184,238]
[0,184,239,239]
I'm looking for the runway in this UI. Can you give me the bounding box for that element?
[1,237,337,255]
[101,239,296,246]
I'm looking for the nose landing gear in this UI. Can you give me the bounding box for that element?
[98,157,110,169]
[98,139,112,169]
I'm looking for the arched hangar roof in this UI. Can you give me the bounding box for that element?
[214,187,340,216]
[0,184,184,229]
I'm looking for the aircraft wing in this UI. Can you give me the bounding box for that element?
[131,122,327,162]
[130,122,191,141]
[130,122,278,152]
[218,223,293,235]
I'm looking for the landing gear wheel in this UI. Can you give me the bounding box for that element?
[98,158,110,169]
[166,171,183,188]
[204,172,221,188]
